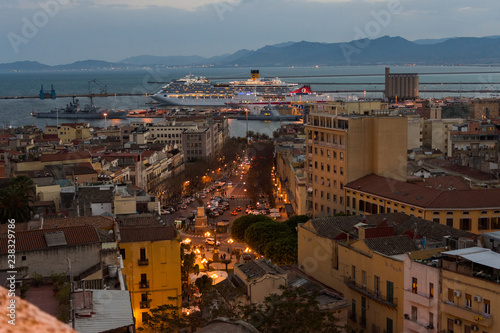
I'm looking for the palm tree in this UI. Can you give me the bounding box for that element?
[0,185,34,223]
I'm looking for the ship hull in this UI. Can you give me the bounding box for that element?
[33,111,127,119]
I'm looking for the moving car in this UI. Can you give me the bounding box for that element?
[205,238,220,246]
[231,210,238,216]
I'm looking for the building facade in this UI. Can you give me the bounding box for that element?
[305,112,407,217]
[119,226,182,329]
[345,174,500,234]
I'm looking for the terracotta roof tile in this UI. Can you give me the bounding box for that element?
[346,174,500,209]
[119,226,178,243]
[363,235,419,256]
[0,225,101,254]
[40,151,91,163]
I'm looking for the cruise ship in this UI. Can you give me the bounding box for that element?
[226,85,347,108]
[151,70,298,106]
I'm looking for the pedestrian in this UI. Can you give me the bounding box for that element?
[227,247,230,254]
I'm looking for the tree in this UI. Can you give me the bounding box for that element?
[238,286,343,333]
[244,220,291,253]
[284,215,310,233]
[231,214,274,242]
[181,252,199,284]
[194,275,213,294]
[0,180,34,223]
[138,304,190,333]
[264,236,298,265]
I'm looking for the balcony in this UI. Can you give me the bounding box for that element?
[138,258,149,266]
[404,317,434,332]
[441,301,492,327]
[139,280,150,289]
[404,289,433,308]
[344,277,397,308]
[140,301,151,309]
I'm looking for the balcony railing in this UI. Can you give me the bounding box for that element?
[139,280,149,289]
[344,277,397,308]
[138,258,149,266]
[140,301,150,309]
[441,301,493,327]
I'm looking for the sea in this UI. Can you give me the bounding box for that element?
[1,65,500,137]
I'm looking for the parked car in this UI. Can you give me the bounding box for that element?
[180,204,187,209]
[236,206,242,212]
[231,210,238,216]
[160,209,169,215]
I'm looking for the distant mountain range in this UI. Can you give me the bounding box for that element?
[2,36,500,71]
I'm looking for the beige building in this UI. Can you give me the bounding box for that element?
[307,100,389,116]
[468,99,500,119]
[233,259,287,304]
[58,123,92,144]
[274,142,307,215]
[439,247,500,333]
[305,112,407,217]
[422,118,464,155]
[407,115,424,150]
[298,214,475,333]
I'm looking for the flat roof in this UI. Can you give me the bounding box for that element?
[442,247,500,270]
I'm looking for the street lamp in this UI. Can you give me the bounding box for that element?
[103,113,107,127]
[228,238,234,259]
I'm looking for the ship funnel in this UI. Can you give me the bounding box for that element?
[251,70,260,81]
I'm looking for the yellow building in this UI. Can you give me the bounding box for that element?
[345,174,500,234]
[298,214,476,333]
[439,247,500,333]
[58,122,92,144]
[305,112,407,217]
[119,226,182,329]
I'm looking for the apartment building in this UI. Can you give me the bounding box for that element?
[305,112,407,217]
[119,225,182,329]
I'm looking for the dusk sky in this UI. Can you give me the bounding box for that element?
[0,0,498,65]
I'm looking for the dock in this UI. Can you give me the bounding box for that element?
[0,93,146,100]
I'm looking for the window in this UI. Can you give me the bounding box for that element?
[346,196,350,207]
[429,312,434,328]
[362,270,367,289]
[411,306,418,321]
[140,248,146,260]
[352,266,356,282]
[478,217,489,230]
[374,276,380,296]
[446,218,454,227]
[429,283,434,298]
[352,198,356,209]
[484,299,490,315]
[492,217,500,229]
[460,218,471,231]
[465,294,472,308]
[386,317,393,333]
[351,300,356,321]
[412,277,418,294]
[142,312,150,323]
[22,255,26,261]
[433,218,440,223]
[448,288,454,303]
[387,281,394,303]
[120,248,126,260]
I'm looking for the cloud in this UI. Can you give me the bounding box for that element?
[86,0,241,10]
